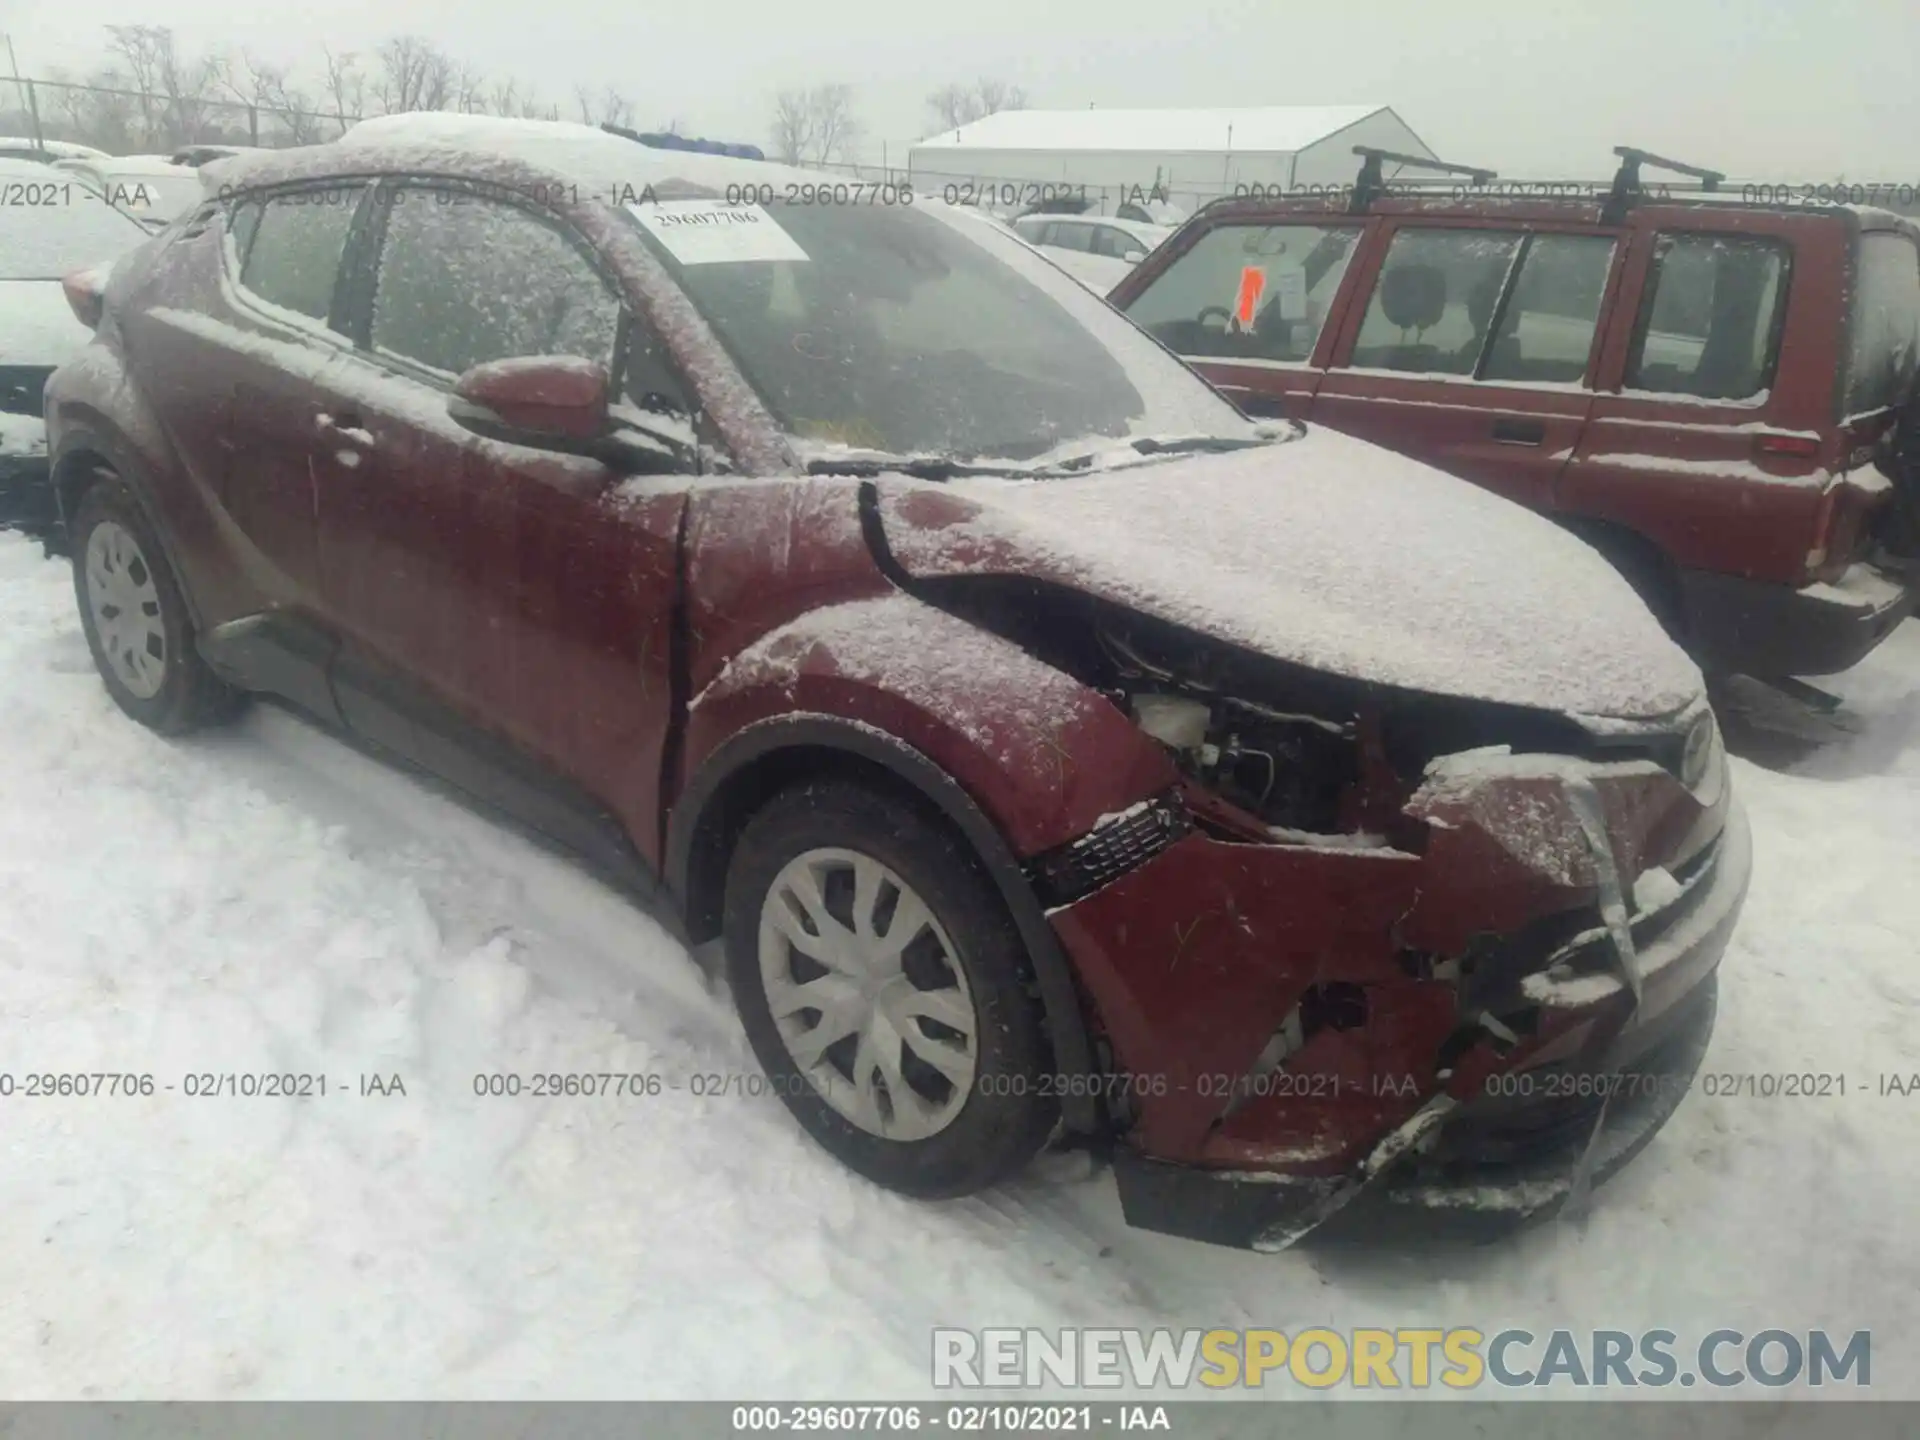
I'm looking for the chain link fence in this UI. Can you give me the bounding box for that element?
[3,75,361,155]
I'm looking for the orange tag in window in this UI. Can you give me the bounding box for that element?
[1234,266,1267,327]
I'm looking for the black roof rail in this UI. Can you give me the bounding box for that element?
[1603,145,1725,222]
[1350,146,1497,213]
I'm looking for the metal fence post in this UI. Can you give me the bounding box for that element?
[249,105,259,146]
[24,77,44,150]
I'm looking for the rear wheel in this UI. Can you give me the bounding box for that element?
[71,479,240,734]
[723,780,1058,1198]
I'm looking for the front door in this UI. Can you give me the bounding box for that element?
[314,180,696,860]
[1313,222,1623,512]
[1117,216,1369,421]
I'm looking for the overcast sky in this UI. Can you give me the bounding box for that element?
[4,0,1915,179]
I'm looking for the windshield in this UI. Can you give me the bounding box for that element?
[624,194,1254,462]
[0,185,151,279]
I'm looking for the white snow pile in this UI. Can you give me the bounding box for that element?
[877,425,1704,720]
[0,530,1917,1401]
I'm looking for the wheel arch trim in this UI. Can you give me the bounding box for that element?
[666,712,1106,1136]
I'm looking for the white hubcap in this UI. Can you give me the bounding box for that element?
[758,847,979,1141]
[85,520,167,700]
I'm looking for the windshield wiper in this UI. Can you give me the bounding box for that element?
[1027,431,1286,475]
[802,453,1028,482]
[802,427,1299,483]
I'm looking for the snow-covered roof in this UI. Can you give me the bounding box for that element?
[0,136,110,161]
[57,153,197,178]
[914,106,1395,155]
[212,112,820,197]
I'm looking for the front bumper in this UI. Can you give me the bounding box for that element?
[1680,560,1915,678]
[1053,752,1750,1248]
[1115,972,1718,1248]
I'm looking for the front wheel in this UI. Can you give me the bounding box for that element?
[723,779,1058,1198]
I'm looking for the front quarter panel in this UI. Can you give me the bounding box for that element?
[682,590,1178,860]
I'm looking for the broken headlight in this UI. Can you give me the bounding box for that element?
[1105,631,1360,834]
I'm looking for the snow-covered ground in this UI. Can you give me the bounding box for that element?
[1,527,1916,1400]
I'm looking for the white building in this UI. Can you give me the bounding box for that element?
[907,105,1436,215]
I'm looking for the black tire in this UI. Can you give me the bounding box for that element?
[723,779,1058,1198]
[70,477,241,734]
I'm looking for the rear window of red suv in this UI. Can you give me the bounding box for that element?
[1841,232,1920,420]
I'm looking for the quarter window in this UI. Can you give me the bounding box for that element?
[370,187,619,378]
[1123,222,1363,365]
[1842,234,1920,418]
[1350,227,1523,376]
[1625,233,1790,401]
[238,185,366,323]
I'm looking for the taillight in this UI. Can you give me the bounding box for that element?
[1753,432,1821,459]
[62,267,107,330]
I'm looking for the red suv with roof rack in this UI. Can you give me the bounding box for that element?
[1111,147,1920,684]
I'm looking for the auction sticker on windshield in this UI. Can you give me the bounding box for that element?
[626,200,810,265]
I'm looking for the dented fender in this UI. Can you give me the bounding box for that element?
[681,590,1178,858]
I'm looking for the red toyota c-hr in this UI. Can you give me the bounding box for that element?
[44,114,1750,1249]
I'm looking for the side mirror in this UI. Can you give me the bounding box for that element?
[449,356,612,450]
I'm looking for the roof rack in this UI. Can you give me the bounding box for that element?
[1602,145,1724,223]
[1349,146,1497,214]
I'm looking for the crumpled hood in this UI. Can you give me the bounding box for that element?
[873,426,1703,720]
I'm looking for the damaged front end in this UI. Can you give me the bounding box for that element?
[944,588,1749,1250]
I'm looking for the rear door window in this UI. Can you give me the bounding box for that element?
[1480,233,1618,385]
[1624,233,1789,401]
[1842,232,1920,419]
[1043,223,1093,253]
[238,185,366,324]
[1349,227,1524,376]
[368,186,620,378]
[1123,222,1363,364]
[1091,226,1141,260]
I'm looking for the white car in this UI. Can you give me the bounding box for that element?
[0,137,111,163]
[0,158,154,533]
[52,155,206,227]
[1009,213,1173,293]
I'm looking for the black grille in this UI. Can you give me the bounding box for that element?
[0,366,55,419]
[1027,791,1192,908]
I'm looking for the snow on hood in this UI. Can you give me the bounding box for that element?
[874,425,1703,720]
[0,280,92,366]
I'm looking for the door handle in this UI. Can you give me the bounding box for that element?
[1491,417,1547,446]
[315,411,374,447]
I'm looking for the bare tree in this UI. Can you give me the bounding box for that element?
[226,53,325,146]
[105,25,222,148]
[808,83,861,164]
[374,35,453,114]
[769,88,813,165]
[42,64,139,152]
[321,46,367,135]
[573,84,636,128]
[770,84,863,166]
[450,62,488,115]
[926,78,1027,133]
